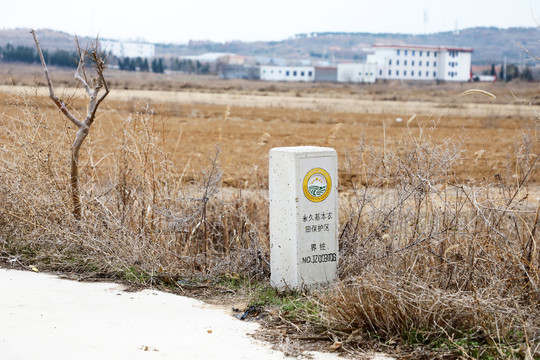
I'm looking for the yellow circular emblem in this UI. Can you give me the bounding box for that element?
[302,168,332,203]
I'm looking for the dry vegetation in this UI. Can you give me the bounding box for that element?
[1,63,539,358]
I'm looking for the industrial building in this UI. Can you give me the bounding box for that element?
[314,67,338,82]
[260,66,315,82]
[367,44,473,82]
[101,40,155,58]
[218,64,260,80]
[218,43,473,83]
[337,63,377,83]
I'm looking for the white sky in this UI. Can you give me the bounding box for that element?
[2,0,540,43]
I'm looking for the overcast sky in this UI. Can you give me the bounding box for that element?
[2,0,539,43]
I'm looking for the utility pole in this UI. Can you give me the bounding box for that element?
[503,56,507,82]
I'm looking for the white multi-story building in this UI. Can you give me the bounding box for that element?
[101,40,155,58]
[367,44,472,81]
[260,66,315,82]
[337,63,377,83]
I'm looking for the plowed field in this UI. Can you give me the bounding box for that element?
[1,65,539,189]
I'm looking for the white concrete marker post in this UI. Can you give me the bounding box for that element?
[269,146,338,289]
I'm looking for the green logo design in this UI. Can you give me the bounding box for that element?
[303,168,331,203]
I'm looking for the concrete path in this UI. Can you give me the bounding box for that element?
[0,268,350,360]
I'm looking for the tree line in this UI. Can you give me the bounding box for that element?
[0,43,78,68]
[117,57,165,73]
[117,57,210,74]
[0,43,210,75]
[483,63,535,82]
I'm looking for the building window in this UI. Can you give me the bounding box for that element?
[279,70,282,73]
[433,71,437,77]
[396,59,400,65]
[427,51,430,56]
[308,71,312,76]
[412,50,415,56]
[434,61,437,66]
[293,71,297,76]
[419,71,422,77]
[434,52,438,57]
[411,70,414,76]
[404,50,408,55]
[388,70,391,76]
[419,61,422,66]
[271,70,274,73]
[404,70,407,76]
[404,60,407,66]
[426,61,430,66]
[426,71,429,76]
[286,71,290,76]
[397,49,400,55]
[301,71,305,76]
[380,69,383,76]
[263,70,266,73]
[419,51,423,56]
[389,59,392,65]
[412,60,415,66]
[396,70,399,76]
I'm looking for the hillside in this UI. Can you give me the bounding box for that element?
[1,27,538,65]
[0,28,93,52]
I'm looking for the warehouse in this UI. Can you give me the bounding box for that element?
[260,66,315,82]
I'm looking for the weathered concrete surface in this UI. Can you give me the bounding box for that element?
[0,269,343,360]
[0,268,397,360]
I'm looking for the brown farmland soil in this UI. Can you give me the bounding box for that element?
[1,63,539,189]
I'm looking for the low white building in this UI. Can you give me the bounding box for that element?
[367,44,472,82]
[260,66,315,82]
[337,63,377,83]
[101,40,155,58]
[182,52,234,63]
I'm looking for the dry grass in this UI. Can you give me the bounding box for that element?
[318,123,540,358]
[2,83,536,189]
[1,66,540,358]
[0,92,269,281]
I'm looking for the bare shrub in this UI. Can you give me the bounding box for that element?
[0,95,269,281]
[320,114,540,357]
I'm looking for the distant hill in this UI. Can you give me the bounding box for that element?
[1,27,538,66]
[0,28,93,52]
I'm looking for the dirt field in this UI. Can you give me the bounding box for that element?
[1,64,539,189]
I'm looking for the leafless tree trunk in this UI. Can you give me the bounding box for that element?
[31,30,109,220]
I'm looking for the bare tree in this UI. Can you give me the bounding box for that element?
[31,30,110,220]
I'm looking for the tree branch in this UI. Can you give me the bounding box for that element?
[75,55,92,95]
[31,29,110,220]
[30,29,84,129]
[85,51,110,126]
